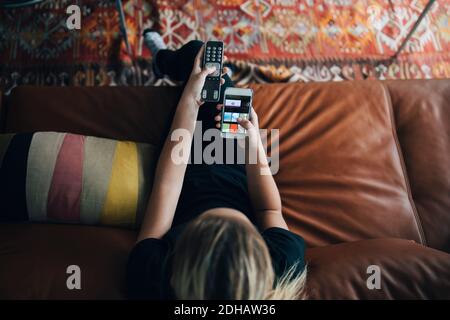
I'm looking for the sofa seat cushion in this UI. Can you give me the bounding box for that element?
[2,224,448,300]
[0,223,135,299]
[250,81,424,247]
[306,238,450,299]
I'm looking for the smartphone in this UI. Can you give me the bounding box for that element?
[221,87,253,139]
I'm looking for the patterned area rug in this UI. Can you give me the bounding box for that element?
[0,0,449,91]
[0,0,157,91]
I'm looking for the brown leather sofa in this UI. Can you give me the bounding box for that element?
[0,80,449,299]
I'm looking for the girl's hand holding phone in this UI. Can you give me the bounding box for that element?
[214,106,261,148]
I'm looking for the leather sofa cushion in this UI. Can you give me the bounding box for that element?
[1,224,448,299]
[250,81,424,247]
[306,238,450,299]
[387,80,450,253]
[0,223,135,299]
[4,86,182,145]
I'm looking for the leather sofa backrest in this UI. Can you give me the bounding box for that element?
[1,81,449,250]
[2,86,182,146]
[386,80,450,252]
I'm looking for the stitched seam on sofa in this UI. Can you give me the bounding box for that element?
[381,82,426,246]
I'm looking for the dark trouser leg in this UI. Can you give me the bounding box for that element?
[155,40,234,124]
[154,40,204,82]
[155,40,240,164]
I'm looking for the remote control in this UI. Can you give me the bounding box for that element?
[201,40,224,102]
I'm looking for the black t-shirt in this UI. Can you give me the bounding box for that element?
[126,163,306,299]
[172,163,254,226]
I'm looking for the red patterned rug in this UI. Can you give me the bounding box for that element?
[155,0,450,83]
[0,0,449,91]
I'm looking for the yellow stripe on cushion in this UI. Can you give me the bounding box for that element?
[101,141,138,227]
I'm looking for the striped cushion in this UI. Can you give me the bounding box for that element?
[0,132,157,228]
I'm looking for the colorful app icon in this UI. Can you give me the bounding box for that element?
[231,113,239,122]
[223,112,232,122]
[230,124,238,132]
[222,123,230,132]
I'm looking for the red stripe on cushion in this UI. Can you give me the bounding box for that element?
[47,134,85,222]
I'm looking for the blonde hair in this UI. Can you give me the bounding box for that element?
[171,213,307,300]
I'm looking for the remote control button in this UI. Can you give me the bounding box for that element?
[202,90,207,99]
[213,90,219,100]
[205,62,221,76]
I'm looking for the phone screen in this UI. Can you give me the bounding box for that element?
[221,95,251,135]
